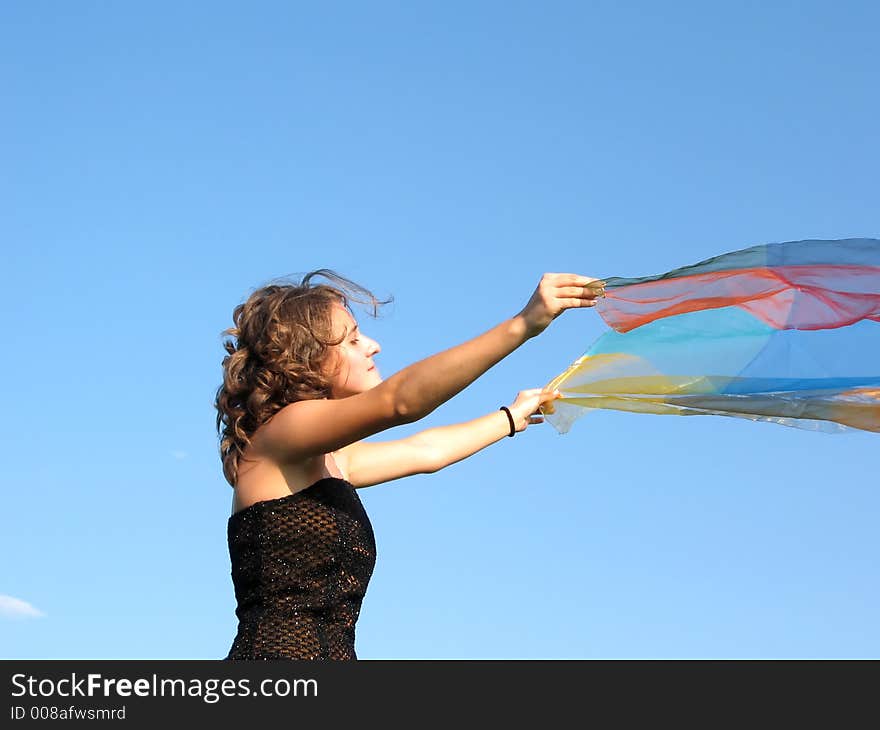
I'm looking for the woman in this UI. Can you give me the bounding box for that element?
[215,268,605,659]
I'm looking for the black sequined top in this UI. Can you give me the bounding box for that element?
[224,477,377,660]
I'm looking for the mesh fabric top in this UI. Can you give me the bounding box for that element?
[225,477,376,660]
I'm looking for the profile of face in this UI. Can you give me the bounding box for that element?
[323,303,383,399]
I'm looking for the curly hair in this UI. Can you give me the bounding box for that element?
[215,269,392,487]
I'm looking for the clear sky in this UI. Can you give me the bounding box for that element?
[2,1,877,659]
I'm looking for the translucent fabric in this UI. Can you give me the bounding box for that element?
[541,239,880,435]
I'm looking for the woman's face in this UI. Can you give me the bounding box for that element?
[325,303,383,398]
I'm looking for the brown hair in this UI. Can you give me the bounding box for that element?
[215,269,392,487]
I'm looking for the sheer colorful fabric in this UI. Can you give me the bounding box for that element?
[541,238,880,435]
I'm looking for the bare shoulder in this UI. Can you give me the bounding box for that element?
[255,389,402,466]
[231,425,331,514]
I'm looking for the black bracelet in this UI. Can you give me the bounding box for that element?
[499,406,516,437]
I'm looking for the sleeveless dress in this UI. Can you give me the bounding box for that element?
[224,477,377,660]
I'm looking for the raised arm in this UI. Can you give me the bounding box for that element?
[394,272,604,419]
[259,273,604,464]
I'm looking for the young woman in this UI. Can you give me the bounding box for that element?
[215,269,605,659]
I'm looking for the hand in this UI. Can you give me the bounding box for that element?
[517,273,605,338]
[506,387,564,433]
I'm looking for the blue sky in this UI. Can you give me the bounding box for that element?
[2,1,877,659]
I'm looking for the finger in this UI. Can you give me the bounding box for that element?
[556,285,605,299]
[561,298,598,308]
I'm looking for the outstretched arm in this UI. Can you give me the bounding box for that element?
[394,274,604,420]
[341,388,563,488]
[261,273,602,465]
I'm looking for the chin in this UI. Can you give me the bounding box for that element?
[344,381,381,397]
